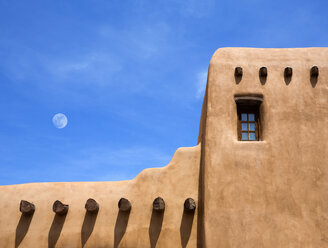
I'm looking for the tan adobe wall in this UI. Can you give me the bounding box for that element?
[201,47,328,247]
[0,145,200,247]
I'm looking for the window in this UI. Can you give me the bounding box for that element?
[239,109,258,141]
[235,95,262,141]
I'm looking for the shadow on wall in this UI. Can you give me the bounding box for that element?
[15,213,34,248]
[284,74,292,86]
[149,209,164,248]
[180,209,195,248]
[114,209,131,248]
[260,75,267,85]
[310,76,318,88]
[15,201,195,247]
[48,214,67,248]
[81,211,99,247]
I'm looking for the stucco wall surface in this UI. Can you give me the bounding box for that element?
[0,145,200,248]
[202,48,328,247]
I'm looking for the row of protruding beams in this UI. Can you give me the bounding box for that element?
[234,66,319,79]
[19,197,196,215]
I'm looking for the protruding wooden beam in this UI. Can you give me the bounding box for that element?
[184,198,196,212]
[153,197,165,212]
[20,200,35,215]
[259,67,267,78]
[284,67,293,78]
[118,198,131,212]
[310,66,319,78]
[234,67,243,78]
[85,198,99,213]
[53,200,69,215]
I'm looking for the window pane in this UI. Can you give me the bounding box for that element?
[242,132,248,140]
[241,113,247,121]
[249,133,256,140]
[249,123,255,131]
[248,114,255,121]
[242,123,248,131]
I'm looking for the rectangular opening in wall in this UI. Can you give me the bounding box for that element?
[235,95,263,141]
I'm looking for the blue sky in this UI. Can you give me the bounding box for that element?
[0,0,327,185]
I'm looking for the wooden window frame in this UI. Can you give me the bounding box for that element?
[235,95,262,141]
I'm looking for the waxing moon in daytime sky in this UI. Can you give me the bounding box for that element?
[52,113,68,129]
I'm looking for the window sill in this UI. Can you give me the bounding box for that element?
[234,140,267,144]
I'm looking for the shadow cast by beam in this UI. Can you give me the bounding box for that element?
[235,75,242,85]
[260,76,267,85]
[180,209,195,248]
[149,209,164,248]
[114,210,130,248]
[310,77,318,88]
[48,214,67,248]
[81,211,98,247]
[284,75,292,86]
[15,213,34,248]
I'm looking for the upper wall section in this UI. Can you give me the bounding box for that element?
[209,47,328,93]
[198,47,328,142]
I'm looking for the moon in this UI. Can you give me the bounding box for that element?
[52,113,68,129]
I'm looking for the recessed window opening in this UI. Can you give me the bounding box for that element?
[235,95,262,141]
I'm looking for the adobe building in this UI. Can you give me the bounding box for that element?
[0,47,327,247]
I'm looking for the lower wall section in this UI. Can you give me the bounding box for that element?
[0,145,200,248]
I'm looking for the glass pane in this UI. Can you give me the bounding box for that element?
[249,132,256,140]
[248,114,255,121]
[242,123,248,131]
[249,123,255,131]
[242,132,248,140]
[241,113,247,121]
